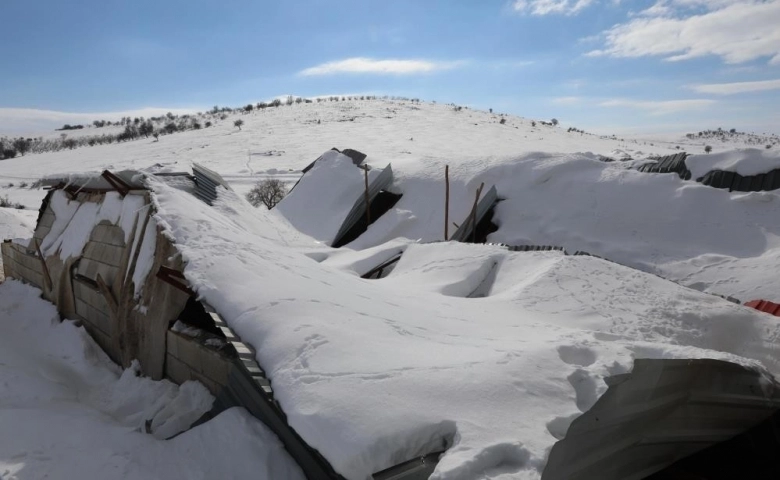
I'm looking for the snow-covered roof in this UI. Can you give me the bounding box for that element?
[148,163,780,479]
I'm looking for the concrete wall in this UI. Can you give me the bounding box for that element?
[3,189,189,380]
[1,242,45,290]
[165,329,233,395]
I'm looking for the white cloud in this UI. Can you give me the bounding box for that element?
[513,0,596,15]
[599,98,716,115]
[0,107,200,135]
[588,1,780,65]
[299,57,465,76]
[690,79,780,95]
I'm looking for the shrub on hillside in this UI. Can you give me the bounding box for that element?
[234,119,244,130]
[0,195,25,209]
[704,145,713,154]
[246,178,287,209]
[12,138,31,156]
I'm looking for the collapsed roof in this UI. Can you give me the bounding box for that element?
[5,149,780,479]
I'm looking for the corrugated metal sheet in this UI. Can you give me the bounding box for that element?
[745,299,780,316]
[331,164,394,247]
[543,358,780,480]
[699,168,780,192]
[450,185,498,243]
[637,152,691,179]
[192,163,232,206]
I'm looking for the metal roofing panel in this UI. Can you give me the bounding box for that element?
[542,358,780,480]
[449,185,498,243]
[192,163,232,206]
[332,164,394,246]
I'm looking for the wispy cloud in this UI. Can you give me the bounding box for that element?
[513,0,596,16]
[0,107,201,135]
[299,57,466,76]
[689,79,780,95]
[587,1,780,65]
[598,98,716,115]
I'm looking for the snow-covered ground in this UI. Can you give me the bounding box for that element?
[3,98,780,479]
[0,280,304,480]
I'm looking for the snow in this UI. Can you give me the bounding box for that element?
[275,150,381,245]
[4,98,780,478]
[686,148,780,179]
[0,279,304,480]
[149,180,780,479]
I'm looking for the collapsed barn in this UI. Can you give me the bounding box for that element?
[4,150,780,480]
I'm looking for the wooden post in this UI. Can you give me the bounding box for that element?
[471,183,485,243]
[444,165,450,240]
[363,165,371,225]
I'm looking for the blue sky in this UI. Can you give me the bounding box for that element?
[1,0,779,134]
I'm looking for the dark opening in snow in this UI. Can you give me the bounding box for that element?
[466,203,499,244]
[175,297,225,338]
[333,190,403,248]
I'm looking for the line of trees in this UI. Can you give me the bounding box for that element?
[0,95,435,160]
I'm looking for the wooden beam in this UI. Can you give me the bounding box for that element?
[96,273,118,315]
[101,170,132,197]
[444,165,450,241]
[362,165,371,225]
[123,206,152,289]
[470,183,485,243]
[156,266,195,296]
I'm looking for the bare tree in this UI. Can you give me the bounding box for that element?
[246,178,287,209]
